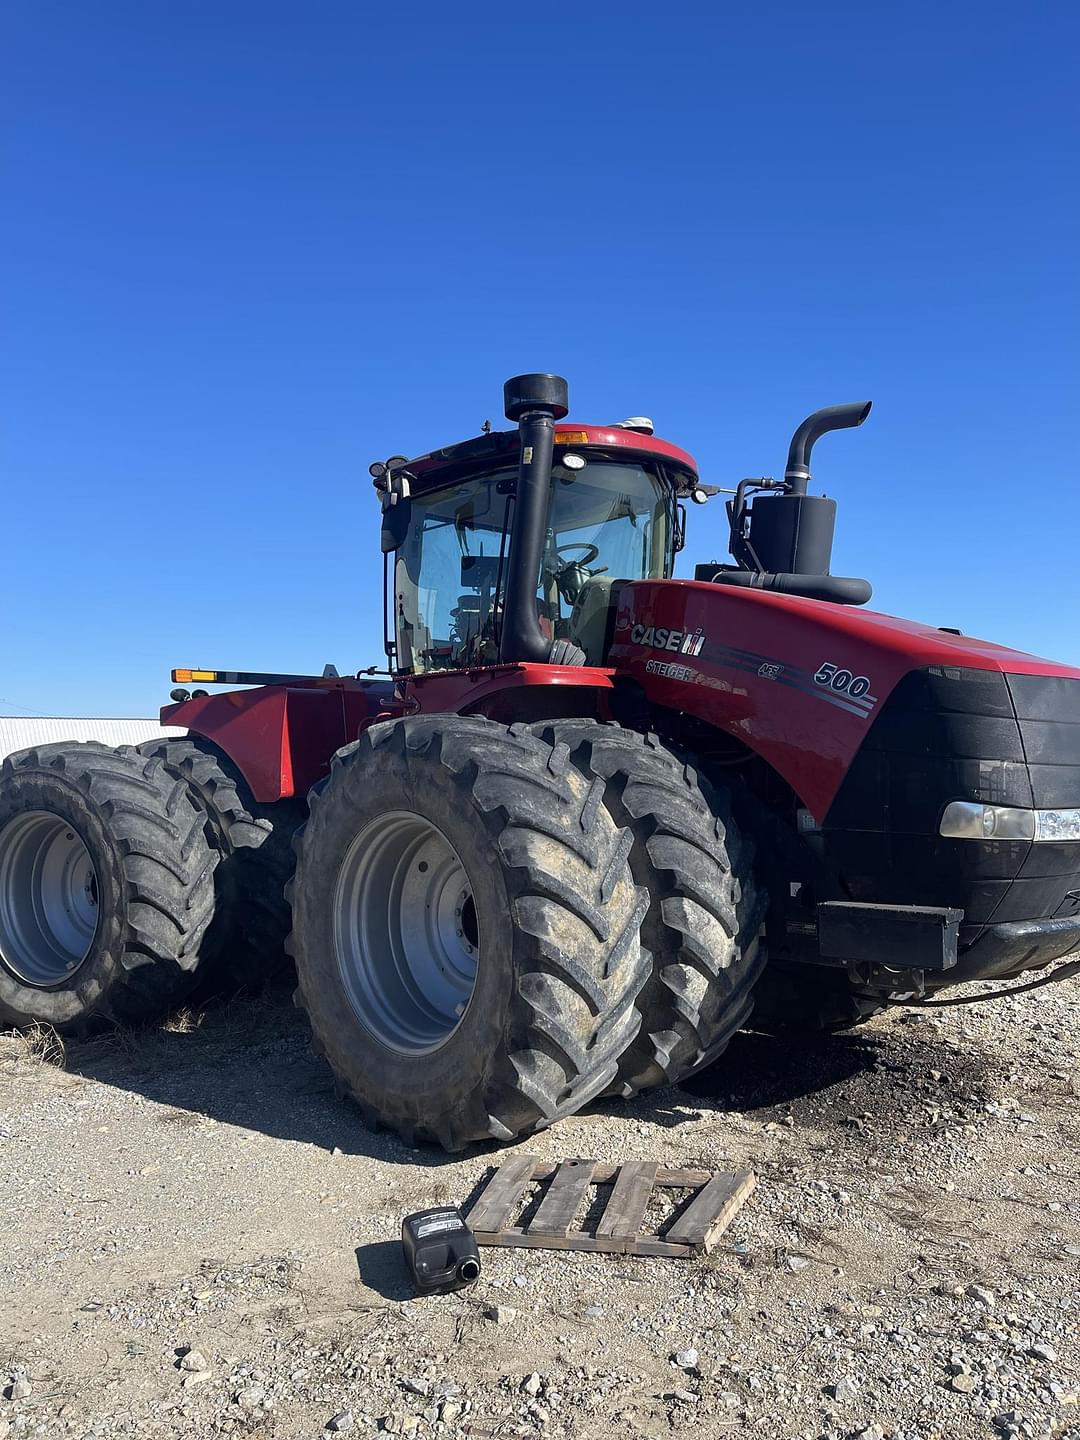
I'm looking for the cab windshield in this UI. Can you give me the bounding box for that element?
[393,459,672,673]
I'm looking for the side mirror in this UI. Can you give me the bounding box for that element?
[381,495,412,553]
[674,502,687,554]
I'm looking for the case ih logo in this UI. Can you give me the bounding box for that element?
[629,624,706,657]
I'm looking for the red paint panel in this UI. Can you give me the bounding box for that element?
[160,679,399,803]
[612,581,1080,819]
[554,424,697,473]
[399,663,616,718]
[403,424,698,488]
[157,667,615,802]
[160,688,295,800]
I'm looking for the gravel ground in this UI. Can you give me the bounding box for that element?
[2,971,1079,1440]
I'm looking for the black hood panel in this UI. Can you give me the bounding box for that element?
[1007,673,1080,806]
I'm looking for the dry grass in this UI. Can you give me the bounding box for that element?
[160,1006,205,1035]
[197,1253,304,1292]
[0,1021,66,1072]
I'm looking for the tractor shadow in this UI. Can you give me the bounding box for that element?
[62,979,463,1172]
[671,1027,885,1111]
[616,1018,1002,1150]
[61,983,998,1168]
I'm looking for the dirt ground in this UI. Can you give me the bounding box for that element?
[2,971,1079,1440]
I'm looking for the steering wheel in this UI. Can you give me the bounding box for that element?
[548,542,606,606]
[555,542,600,566]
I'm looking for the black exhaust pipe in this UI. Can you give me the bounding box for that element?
[705,397,875,603]
[499,374,569,664]
[784,401,872,495]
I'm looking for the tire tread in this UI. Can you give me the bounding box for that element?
[534,721,767,1095]
[290,715,650,1149]
[136,737,303,993]
[0,742,218,1031]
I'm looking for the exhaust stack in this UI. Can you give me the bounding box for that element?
[746,400,874,577]
[705,398,875,604]
[784,401,872,495]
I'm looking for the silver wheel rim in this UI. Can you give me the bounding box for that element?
[332,811,480,1054]
[0,811,100,986]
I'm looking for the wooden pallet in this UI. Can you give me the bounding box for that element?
[466,1157,755,1258]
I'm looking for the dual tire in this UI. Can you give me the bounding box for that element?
[0,744,218,1031]
[136,738,301,994]
[0,718,767,1150]
[0,738,300,1033]
[288,715,766,1149]
[289,717,652,1149]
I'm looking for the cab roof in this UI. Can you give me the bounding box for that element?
[396,423,699,497]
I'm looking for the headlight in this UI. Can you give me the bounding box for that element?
[1034,808,1080,842]
[939,800,1080,842]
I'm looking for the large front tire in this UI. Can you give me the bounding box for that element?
[535,723,767,1095]
[0,743,217,1032]
[288,716,650,1150]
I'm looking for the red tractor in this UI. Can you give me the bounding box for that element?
[3,374,1079,1150]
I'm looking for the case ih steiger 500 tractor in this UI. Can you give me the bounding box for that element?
[3,373,1080,1150]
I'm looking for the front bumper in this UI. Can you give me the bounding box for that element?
[946,914,1080,984]
[812,900,1080,992]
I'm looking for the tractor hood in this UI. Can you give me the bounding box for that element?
[795,593,1080,680]
[612,578,1080,985]
[635,579,1080,681]
[609,579,1080,820]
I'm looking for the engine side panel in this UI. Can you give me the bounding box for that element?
[609,583,915,818]
[609,580,1080,819]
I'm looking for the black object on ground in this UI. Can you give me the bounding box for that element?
[401,1207,482,1295]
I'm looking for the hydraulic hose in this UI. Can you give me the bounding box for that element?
[709,569,873,606]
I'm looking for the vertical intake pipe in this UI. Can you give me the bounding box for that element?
[499,374,569,664]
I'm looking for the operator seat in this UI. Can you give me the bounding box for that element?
[567,577,626,667]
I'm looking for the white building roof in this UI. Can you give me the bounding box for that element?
[0,717,185,761]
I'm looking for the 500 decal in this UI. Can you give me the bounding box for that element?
[813,661,877,712]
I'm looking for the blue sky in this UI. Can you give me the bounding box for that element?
[2,0,1077,717]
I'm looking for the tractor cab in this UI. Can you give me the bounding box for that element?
[372,377,699,674]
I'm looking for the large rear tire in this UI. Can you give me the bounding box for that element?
[137,737,302,993]
[534,722,767,1095]
[0,743,217,1032]
[288,716,650,1150]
